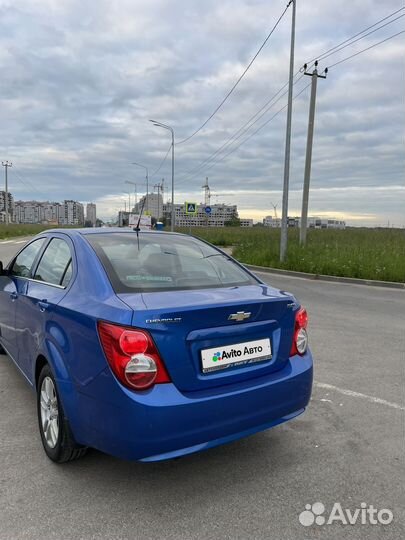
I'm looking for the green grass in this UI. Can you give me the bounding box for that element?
[0,224,73,240]
[177,227,405,283]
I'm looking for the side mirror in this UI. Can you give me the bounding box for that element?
[0,261,7,276]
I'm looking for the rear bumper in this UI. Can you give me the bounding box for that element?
[75,351,313,461]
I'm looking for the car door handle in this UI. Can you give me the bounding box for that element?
[10,292,18,301]
[38,300,49,312]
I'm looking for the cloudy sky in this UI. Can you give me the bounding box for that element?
[0,0,404,225]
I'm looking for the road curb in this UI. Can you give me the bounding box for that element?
[243,263,405,290]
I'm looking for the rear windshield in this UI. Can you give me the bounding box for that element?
[86,232,258,293]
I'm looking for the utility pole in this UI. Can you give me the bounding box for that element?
[125,180,138,209]
[300,61,327,246]
[124,192,131,213]
[149,120,175,231]
[132,162,149,213]
[1,160,12,225]
[280,0,296,262]
[161,178,164,205]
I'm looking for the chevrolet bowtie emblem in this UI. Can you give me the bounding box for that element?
[228,311,251,322]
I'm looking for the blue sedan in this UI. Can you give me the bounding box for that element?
[0,229,312,462]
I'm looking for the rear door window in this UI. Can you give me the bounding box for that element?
[33,238,72,287]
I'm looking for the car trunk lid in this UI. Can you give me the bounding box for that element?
[118,284,297,392]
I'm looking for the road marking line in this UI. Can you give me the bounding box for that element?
[0,240,14,244]
[315,381,404,411]
[13,240,26,244]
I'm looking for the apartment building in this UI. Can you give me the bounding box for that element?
[263,215,345,229]
[163,202,239,227]
[86,203,97,226]
[59,200,84,226]
[14,201,60,224]
[134,193,164,220]
[0,190,14,223]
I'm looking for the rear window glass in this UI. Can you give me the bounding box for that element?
[86,233,257,293]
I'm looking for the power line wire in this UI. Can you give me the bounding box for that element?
[305,6,405,66]
[177,27,403,185]
[149,143,172,178]
[176,12,405,182]
[11,166,51,201]
[315,14,404,64]
[327,30,405,69]
[177,80,311,187]
[177,72,305,181]
[178,6,403,148]
[176,1,291,145]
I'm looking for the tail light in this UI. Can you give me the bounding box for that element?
[97,321,171,390]
[290,307,309,357]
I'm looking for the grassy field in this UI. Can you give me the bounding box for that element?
[177,227,405,283]
[2,224,404,283]
[0,224,63,240]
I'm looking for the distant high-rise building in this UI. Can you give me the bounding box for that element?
[134,193,163,220]
[60,200,84,226]
[0,190,14,223]
[86,203,97,226]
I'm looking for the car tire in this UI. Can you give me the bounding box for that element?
[37,364,87,463]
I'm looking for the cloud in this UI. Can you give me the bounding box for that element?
[0,0,404,225]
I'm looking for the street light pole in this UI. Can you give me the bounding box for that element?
[280,0,296,262]
[1,160,12,225]
[124,191,131,213]
[150,120,175,232]
[125,180,138,209]
[132,162,149,213]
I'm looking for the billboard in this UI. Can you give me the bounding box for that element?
[128,214,152,229]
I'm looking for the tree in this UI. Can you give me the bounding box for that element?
[224,212,241,227]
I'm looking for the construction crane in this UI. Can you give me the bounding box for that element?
[202,177,211,206]
[202,177,235,205]
[270,202,278,219]
[211,194,235,204]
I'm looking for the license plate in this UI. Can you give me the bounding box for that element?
[201,338,272,373]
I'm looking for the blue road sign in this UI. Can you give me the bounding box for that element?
[205,206,212,215]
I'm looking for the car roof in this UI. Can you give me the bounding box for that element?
[41,228,185,238]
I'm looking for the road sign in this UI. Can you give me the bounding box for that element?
[205,206,212,215]
[185,202,197,215]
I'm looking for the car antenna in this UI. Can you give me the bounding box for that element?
[133,198,146,250]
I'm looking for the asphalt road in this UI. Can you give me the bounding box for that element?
[0,237,404,540]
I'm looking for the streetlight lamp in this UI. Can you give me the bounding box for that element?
[124,180,137,210]
[149,120,175,231]
[132,162,149,213]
